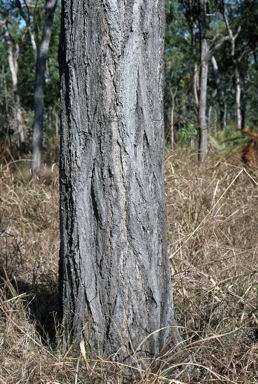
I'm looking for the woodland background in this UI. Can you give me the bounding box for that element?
[1,0,258,161]
[0,1,258,383]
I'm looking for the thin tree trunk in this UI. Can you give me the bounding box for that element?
[55,110,59,137]
[3,22,25,152]
[198,0,209,162]
[235,66,242,130]
[170,88,177,151]
[2,65,9,117]
[222,8,242,130]
[17,0,38,64]
[208,104,212,128]
[59,0,183,368]
[240,47,248,129]
[210,55,226,130]
[192,27,199,107]
[31,0,57,177]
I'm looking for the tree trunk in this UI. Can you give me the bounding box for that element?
[59,0,182,368]
[192,26,199,108]
[211,55,226,130]
[3,22,25,152]
[235,66,242,130]
[170,88,177,151]
[222,8,242,130]
[17,0,38,64]
[198,0,209,162]
[240,47,248,129]
[31,0,57,177]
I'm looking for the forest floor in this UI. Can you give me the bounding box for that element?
[0,147,257,383]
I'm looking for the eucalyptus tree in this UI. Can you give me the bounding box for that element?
[164,0,194,148]
[31,0,57,177]
[198,0,209,161]
[17,2,60,124]
[220,0,258,129]
[0,2,25,151]
[0,0,59,159]
[59,0,183,371]
[221,1,242,130]
[210,55,226,130]
[170,0,233,158]
[176,0,214,160]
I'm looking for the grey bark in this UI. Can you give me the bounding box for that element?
[210,55,226,130]
[222,9,242,130]
[235,66,241,130]
[240,42,249,129]
[17,0,38,64]
[198,0,209,162]
[3,22,25,152]
[170,88,177,151]
[192,26,199,107]
[59,0,182,368]
[31,0,57,177]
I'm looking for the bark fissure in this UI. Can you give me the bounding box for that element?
[60,0,182,366]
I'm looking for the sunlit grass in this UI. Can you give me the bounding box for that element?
[0,147,257,383]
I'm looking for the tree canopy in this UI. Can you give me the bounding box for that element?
[165,0,258,156]
[0,0,257,159]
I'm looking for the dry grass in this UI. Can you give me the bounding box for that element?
[165,149,258,383]
[0,148,258,383]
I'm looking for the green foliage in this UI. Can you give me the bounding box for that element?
[177,123,198,146]
[208,126,257,155]
[18,2,60,110]
[164,0,258,152]
[0,0,61,151]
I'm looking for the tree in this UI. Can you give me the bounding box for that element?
[59,0,182,369]
[198,0,209,161]
[171,0,232,159]
[164,0,196,147]
[31,0,57,177]
[0,5,25,152]
[16,0,38,64]
[0,1,60,158]
[221,2,242,130]
[210,55,226,130]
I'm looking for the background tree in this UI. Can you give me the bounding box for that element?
[198,0,209,161]
[59,0,183,368]
[164,0,258,156]
[210,54,226,130]
[164,0,195,145]
[0,0,60,163]
[31,0,57,177]
[0,2,25,152]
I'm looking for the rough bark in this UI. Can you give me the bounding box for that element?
[198,0,209,162]
[59,0,182,367]
[31,0,57,177]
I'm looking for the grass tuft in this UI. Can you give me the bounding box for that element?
[0,148,258,382]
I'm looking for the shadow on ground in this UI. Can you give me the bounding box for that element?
[0,264,60,345]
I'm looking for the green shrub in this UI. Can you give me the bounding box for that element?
[177,123,198,146]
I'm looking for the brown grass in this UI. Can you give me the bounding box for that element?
[165,149,258,383]
[242,140,258,166]
[0,148,258,383]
